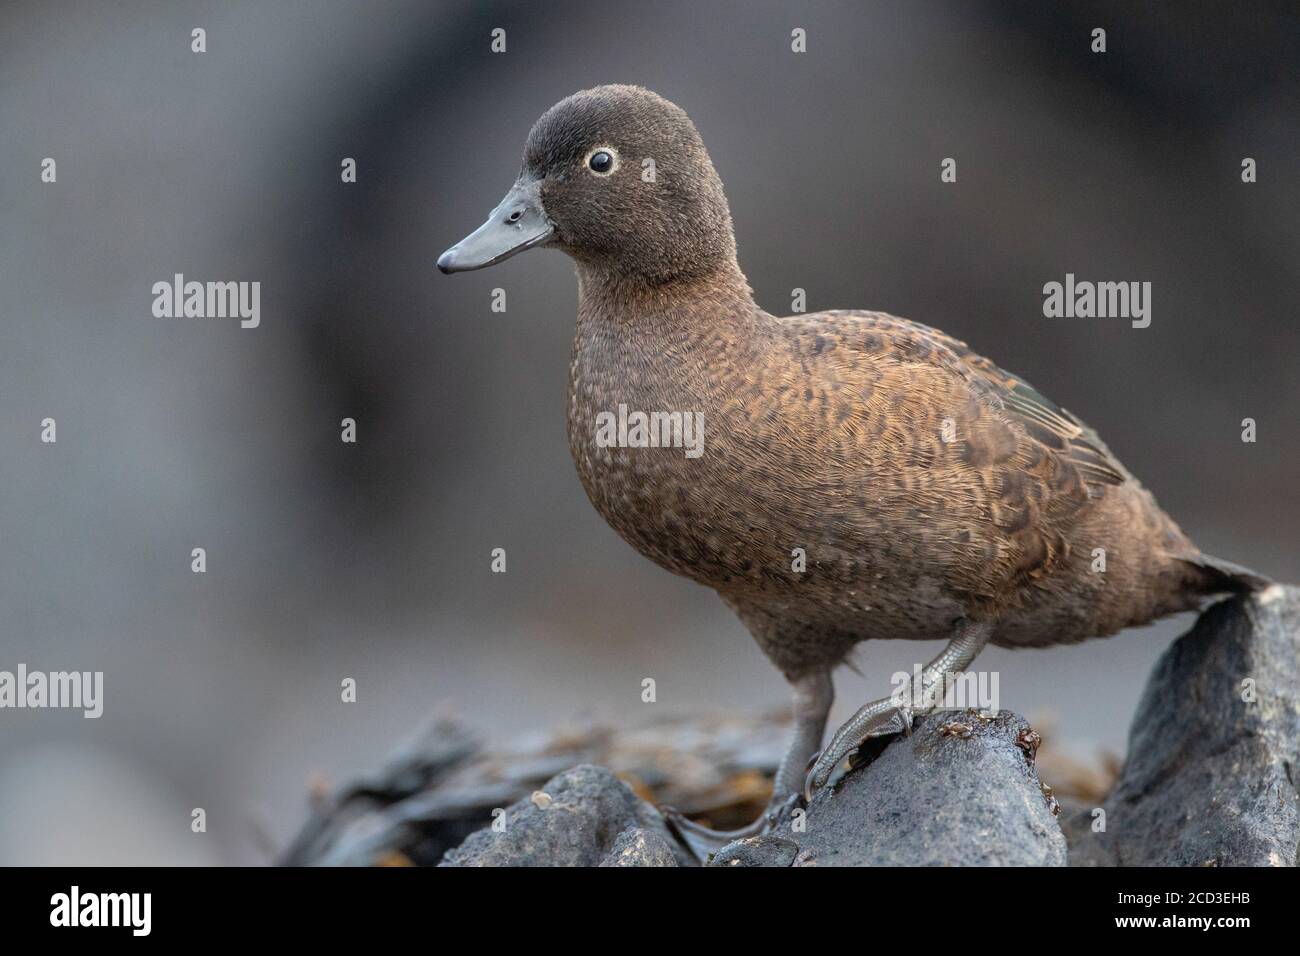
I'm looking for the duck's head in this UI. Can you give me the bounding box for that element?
[438,85,737,284]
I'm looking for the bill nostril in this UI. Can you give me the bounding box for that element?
[506,208,523,224]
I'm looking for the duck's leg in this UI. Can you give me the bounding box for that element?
[806,619,992,796]
[664,669,832,861]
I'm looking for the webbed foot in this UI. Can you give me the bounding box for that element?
[663,792,802,863]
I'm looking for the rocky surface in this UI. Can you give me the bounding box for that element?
[1067,585,1300,866]
[712,711,1067,867]
[282,588,1298,868]
[599,825,682,867]
[709,835,802,868]
[279,710,790,866]
[441,764,690,866]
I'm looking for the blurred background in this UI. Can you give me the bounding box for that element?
[1,0,1296,864]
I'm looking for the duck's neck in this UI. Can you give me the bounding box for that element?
[568,258,768,435]
[574,258,760,338]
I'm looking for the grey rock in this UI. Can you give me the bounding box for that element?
[599,825,679,867]
[710,835,800,867]
[796,711,1067,866]
[1069,587,1300,866]
[440,763,694,866]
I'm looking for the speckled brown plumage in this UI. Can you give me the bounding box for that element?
[441,86,1266,834]
[536,86,1262,682]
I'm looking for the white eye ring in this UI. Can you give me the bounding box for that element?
[585,146,619,176]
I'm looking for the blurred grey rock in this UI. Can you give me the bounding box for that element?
[792,711,1066,866]
[599,826,679,867]
[1068,587,1300,866]
[709,835,800,867]
[280,717,485,866]
[440,764,693,867]
[282,710,784,866]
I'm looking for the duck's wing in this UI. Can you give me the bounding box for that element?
[936,335,1127,488]
[843,311,1128,491]
[786,309,1137,594]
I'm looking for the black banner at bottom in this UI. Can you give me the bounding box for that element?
[0,865,1284,940]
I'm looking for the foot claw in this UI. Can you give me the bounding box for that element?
[805,698,914,799]
[802,751,823,804]
[765,791,801,827]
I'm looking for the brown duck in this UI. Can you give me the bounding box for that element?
[438,84,1267,854]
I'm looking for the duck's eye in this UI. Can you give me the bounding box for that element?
[588,150,615,174]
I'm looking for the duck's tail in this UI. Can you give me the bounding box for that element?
[1176,551,1272,596]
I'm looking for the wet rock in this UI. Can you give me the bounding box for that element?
[795,711,1067,866]
[440,764,694,866]
[1068,587,1300,866]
